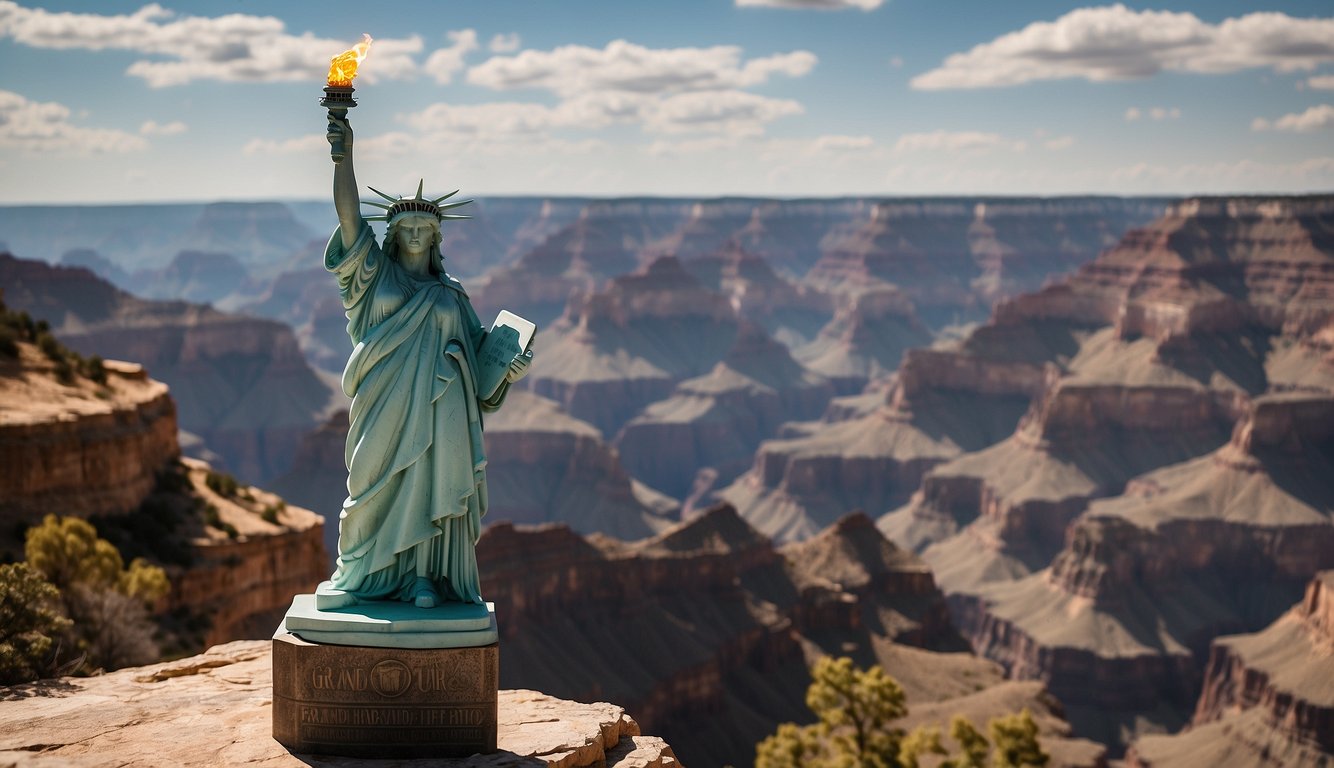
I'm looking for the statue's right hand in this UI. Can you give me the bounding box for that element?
[326,117,354,149]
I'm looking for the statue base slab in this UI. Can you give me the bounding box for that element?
[272,629,498,758]
[280,581,498,648]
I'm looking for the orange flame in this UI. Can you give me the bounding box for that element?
[326,34,373,87]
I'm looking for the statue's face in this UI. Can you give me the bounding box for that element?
[395,214,438,258]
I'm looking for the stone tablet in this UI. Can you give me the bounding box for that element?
[272,630,498,758]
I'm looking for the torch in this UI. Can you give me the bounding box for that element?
[321,34,373,164]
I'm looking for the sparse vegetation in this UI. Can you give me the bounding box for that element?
[0,562,72,685]
[0,298,108,384]
[19,514,171,678]
[755,656,1049,768]
[201,502,238,539]
[260,501,286,525]
[205,470,240,498]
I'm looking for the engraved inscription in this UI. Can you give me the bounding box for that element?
[306,657,489,696]
[299,705,489,728]
[370,660,412,698]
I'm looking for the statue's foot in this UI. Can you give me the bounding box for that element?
[411,577,439,609]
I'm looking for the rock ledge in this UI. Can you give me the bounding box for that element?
[0,640,680,768]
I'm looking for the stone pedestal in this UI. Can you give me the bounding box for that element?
[272,630,498,758]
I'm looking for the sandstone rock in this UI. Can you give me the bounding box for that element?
[945,393,1334,754]
[795,287,932,393]
[0,253,335,484]
[0,344,177,533]
[615,323,834,501]
[1124,572,1334,767]
[529,256,741,437]
[0,641,679,768]
[681,243,833,348]
[477,505,970,766]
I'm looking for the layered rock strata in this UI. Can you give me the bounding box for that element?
[0,253,334,483]
[530,255,745,436]
[723,345,1038,542]
[614,323,835,502]
[479,505,957,766]
[0,336,326,652]
[947,393,1334,752]
[0,351,176,531]
[1125,572,1334,767]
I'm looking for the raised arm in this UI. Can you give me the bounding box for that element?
[328,117,361,250]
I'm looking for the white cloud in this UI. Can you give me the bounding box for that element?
[736,0,884,9]
[894,130,1024,153]
[489,33,521,54]
[1111,156,1334,189]
[644,91,803,136]
[0,89,146,152]
[889,55,904,69]
[140,119,186,136]
[1127,106,1180,121]
[0,1,422,87]
[813,134,875,151]
[647,137,739,156]
[424,29,479,85]
[1309,75,1334,90]
[1045,135,1075,150]
[467,39,815,96]
[1252,104,1334,132]
[241,134,325,155]
[912,5,1334,90]
[402,89,802,138]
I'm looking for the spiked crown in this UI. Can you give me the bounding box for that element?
[363,179,473,223]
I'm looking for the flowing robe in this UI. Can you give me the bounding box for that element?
[324,220,505,604]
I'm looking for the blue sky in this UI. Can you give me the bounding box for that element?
[1,0,1332,203]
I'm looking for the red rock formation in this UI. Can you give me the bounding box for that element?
[1124,572,1334,767]
[0,355,177,530]
[946,393,1334,754]
[531,255,742,436]
[796,288,932,392]
[0,253,334,483]
[614,322,834,501]
[724,345,1036,543]
[477,505,964,767]
[0,335,327,653]
[682,243,833,347]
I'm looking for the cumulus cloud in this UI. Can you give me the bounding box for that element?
[1111,156,1334,188]
[489,33,521,54]
[912,5,1334,90]
[1126,106,1180,121]
[1307,75,1334,90]
[894,130,1024,153]
[467,39,815,96]
[139,119,186,136]
[0,89,146,152]
[0,1,422,87]
[1252,104,1334,132]
[241,134,326,155]
[1045,135,1075,150]
[424,29,479,84]
[735,0,884,10]
[402,89,802,138]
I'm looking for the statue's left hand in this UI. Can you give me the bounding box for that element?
[506,350,533,384]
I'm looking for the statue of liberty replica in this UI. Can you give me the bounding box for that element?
[273,36,532,758]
